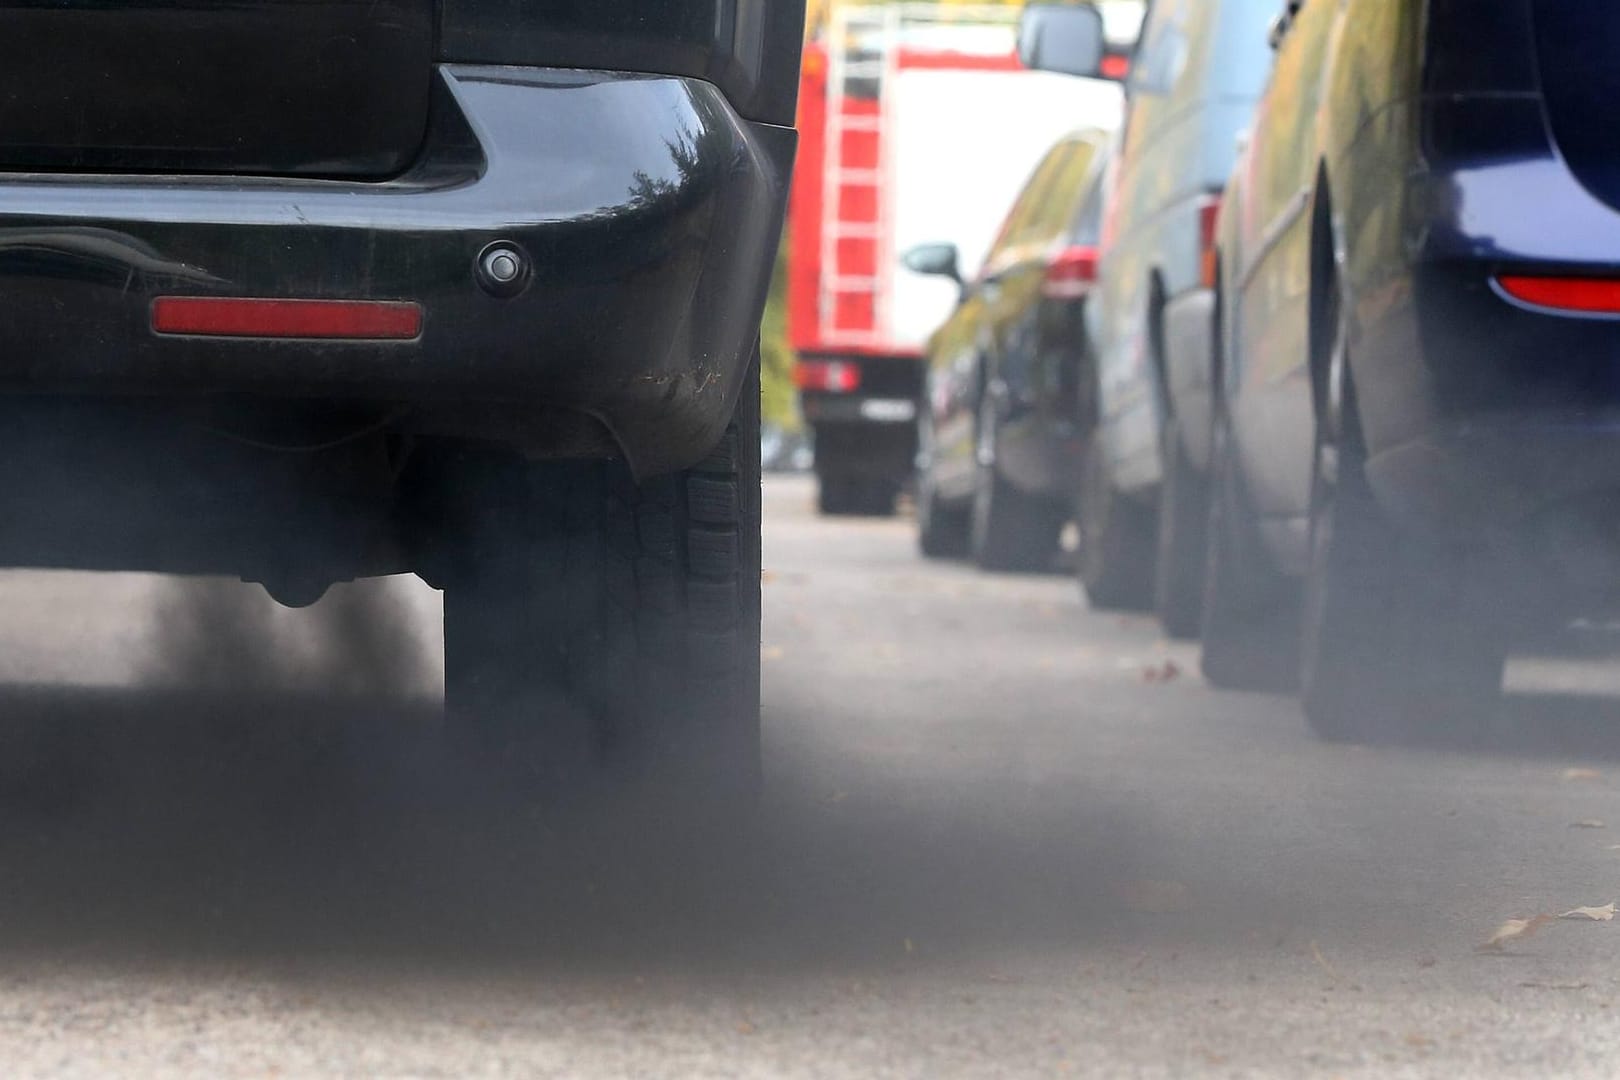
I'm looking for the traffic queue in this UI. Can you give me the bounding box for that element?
[792,0,1620,744]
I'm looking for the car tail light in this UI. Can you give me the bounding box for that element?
[1042,245,1100,300]
[152,298,424,340]
[1495,275,1620,315]
[795,359,862,393]
[1198,195,1221,290]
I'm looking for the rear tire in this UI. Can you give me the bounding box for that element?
[1153,413,1210,638]
[435,354,762,811]
[819,473,896,517]
[1075,432,1153,609]
[1197,397,1299,692]
[817,473,853,515]
[970,400,1061,572]
[1299,320,1504,744]
[916,415,970,559]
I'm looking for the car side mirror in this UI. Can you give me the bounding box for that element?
[1266,13,1287,49]
[902,242,962,284]
[1018,3,1105,79]
[1268,0,1302,49]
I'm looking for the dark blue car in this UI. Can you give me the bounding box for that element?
[1205,1,1620,740]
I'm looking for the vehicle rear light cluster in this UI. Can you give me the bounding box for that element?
[152,297,423,340]
[1495,275,1620,316]
[1042,245,1100,300]
[795,359,862,393]
[1198,195,1221,290]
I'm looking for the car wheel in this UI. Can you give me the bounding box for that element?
[817,473,854,515]
[1153,413,1210,639]
[819,474,895,517]
[1074,429,1152,609]
[1299,318,1504,744]
[856,477,900,517]
[916,415,970,558]
[970,398,1061,572]
[435,353,762,812]
[1197,394,1300,692]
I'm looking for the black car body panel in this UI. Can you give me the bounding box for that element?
[1219,0,1620,589]
[1531,1,1620,214]
[0,67,796,478]
[921,130,1110,509]
[439,0,805,125]
[0,0,436,177]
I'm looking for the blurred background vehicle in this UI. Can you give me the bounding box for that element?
[761,421,816,473]
[1204,1,1620,741]
[910,131,1113,569]
[787,2,1130,517]
[1024,0,1272,633]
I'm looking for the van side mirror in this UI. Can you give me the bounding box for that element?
[901,242,962,284]
[1017,4,1106,79]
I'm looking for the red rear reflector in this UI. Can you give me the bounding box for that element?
[1100,54,1130,81]
[1042,245,1100,300]
[1495,275,1620,315]
[152,297,423,340]
[794,359,862,393]
[1198,195,1221,289]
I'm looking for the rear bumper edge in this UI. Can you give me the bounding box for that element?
[0,66,796,478]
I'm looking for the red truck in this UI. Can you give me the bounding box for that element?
[788,3,1126,515]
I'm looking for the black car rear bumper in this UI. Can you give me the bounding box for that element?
[0,66,795,478]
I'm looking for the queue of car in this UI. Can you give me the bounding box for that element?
[907,0,1620,744]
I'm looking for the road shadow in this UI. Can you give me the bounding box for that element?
[0,680,1609,980]
[1463,691,1620,760]
[0,683,1163,981]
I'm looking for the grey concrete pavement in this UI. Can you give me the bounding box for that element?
[0,474,1614,1075]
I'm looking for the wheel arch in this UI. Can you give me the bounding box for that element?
[1145,269,1173,422]
[1307,163,1345,430]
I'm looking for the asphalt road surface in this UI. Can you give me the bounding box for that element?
[0,474,1617,1076]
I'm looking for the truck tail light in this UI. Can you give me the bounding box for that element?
[152,297,423,340]
[1042,245,1100,300]
[1198,195,1221,290]
[1495,275,1620,315]
[795,359,862,393]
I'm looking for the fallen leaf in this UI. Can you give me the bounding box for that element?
[736,1019,757,1035]
[761,644,785,661]
[1141,659,1181,684]
[1480,914,1553,951]
[1113,879,1193,914]
[1310,940,1341,982]
[1404,1032,1435,1050]
[760,570,777,584]
[1571,820,1607,829]
[1559,902,1617,922]
[1563,767,1603,782]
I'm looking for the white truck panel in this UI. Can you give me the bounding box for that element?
[888,70,1123,350]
